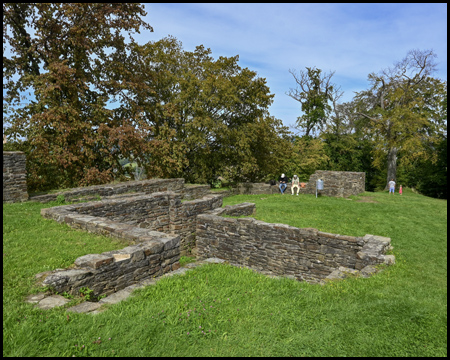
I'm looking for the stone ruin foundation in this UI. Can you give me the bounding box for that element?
[37,183,395,298]
[229,170,365,197]
[196,206,395,283]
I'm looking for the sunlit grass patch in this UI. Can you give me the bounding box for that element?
[3,190,447,356]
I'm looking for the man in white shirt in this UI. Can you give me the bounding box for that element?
[388,179,396,195]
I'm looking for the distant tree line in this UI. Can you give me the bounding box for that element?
[286,50,446,198]
[3,4,446,198]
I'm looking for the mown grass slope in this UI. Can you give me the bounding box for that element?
[3,188,447,356]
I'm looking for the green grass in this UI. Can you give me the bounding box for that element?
[3,188,447,356]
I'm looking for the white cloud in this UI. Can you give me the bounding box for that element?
[140,3,447,130]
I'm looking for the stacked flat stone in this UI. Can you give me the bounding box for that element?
[29,178,185,203]
[228,170,365,197]
[40,234,180,297]
[3,151,29,203]
[196,208,394,284]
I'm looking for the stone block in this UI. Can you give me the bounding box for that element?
[139,240,164,256]
[66,301,102,313]
[120,245,145,262]
[35,295,71,310]
[99,289,133,305]
[75,254,114,269]
[113,253,131,262]
[25,293,47,304]
[159,236,180,251]
[384,255,396,265]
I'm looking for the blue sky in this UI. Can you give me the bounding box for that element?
[138,3,447,133]
[3,3,447,136]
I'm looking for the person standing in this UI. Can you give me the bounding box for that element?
[388,179,396,195]
[399,185,403,195]
[278,173,289,194]
[291,174,300,195]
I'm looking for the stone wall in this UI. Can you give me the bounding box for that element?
[196,211,394,283]
[39,191,224,296]
[304,171,365,197]
[182,184,211,200]
[40,232,180,297]
[171,195,223,253]
[3,151,29,203]
[30,178,185,203]
[39,188,394,294]
[41,191,223,254]
[229,170,365,197]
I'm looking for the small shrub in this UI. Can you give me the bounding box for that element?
[55,195,65,205]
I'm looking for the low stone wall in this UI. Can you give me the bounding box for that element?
[41,191,223,254]
[39,232,180,297]
[229,170,365,197]
[196,211,394,283]
[30,178,185,203]
[183,184,211,200]
[305,171,365,197]
[39,191,224,296]
[230,182,282,195]
[3,151,29,203]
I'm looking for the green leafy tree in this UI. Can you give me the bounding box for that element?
[287,67,341,137]
[126,37,280,184]
[282,136,329,182]
[353,49,442,189]
[3,3,153,191]
[321,132,377,191]
[396,86,447,198]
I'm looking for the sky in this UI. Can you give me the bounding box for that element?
[138,3,447,133]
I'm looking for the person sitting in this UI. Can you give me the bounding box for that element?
[291,174,300,195]
[278,173,289,194]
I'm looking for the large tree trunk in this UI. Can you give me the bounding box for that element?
[385,146,398,189]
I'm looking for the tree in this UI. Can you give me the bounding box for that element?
[125,37,279,184]
[396,82,447,198]
[286,67,342,137]
[282,135,329,182]
[3,3,153,191]
[353,49,440,189]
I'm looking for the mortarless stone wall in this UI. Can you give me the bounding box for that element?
[3,151,29,203]
[29,178,185,203]
[39,191,224,296]
[36,172,391,298]
[304,170,365,198]
[41,232,180,297]
[229,170,365,197]
[41,191,223,253]
[196,209,394,283]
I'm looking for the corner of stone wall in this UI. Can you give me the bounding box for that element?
[41,234,181,296]
[355,234,395,270]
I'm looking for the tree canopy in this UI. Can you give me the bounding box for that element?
[3,3,153,190]
[286,51,446,197]
[3,5,446,198]
[3,4,291,191]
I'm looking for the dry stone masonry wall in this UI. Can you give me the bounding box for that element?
[29,178,185,203]
[3,151,29,203]
[39,191,223,296]
[41,191,223,254]
[229,170,365,197]
[305,170,365,198]
[196,209,394,283]
[32,168,391,300]
[40,234,180,297]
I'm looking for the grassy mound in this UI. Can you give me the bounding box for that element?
[3,188,447,356]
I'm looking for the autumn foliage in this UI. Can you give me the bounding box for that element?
[3,3,292,191]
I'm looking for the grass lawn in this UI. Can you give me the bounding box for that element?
[3,188,447,356]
